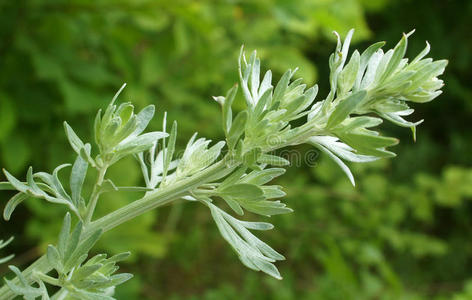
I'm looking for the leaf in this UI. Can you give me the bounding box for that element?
[3,192,28,221]
[65,221,83,264]
[310,141,356,186]
[338,131,398,158]
[58,213,71,258]
[114,131,168,158]
[133,105,155,137]
[227,110,248,149]
[46,245,62,273]
[5,266,49,299]
[208,203,284,279]
[64,122,85,155]
[339,116,383,132]
[64,229,102,273]
[240,199,293,216]
[223,197,244,216]
[218,183,264,202]
[380,33,408,82]
[327,90,367,129]
[261,185,286,199]
[338,50,360,95]
[3,169,29,193]
[0,182,15,190]
[70,151,89,208]
[257,154,290,166]
[241,168,286,186]
[272,70,292,104]
[309,136,378,163]
[163,121,177,178]
[242,147,262,168]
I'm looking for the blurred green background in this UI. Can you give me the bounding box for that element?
[1,0,471,299]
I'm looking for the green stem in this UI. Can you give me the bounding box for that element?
[51,288,68,300]
[0,158,231,299]
[84,164,108,225]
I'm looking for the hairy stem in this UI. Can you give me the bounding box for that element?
[84,164,108,224]
[0,158,231,299]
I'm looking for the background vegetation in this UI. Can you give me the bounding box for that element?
[0,0,471,299]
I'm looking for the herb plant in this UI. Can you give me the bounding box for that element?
[0,29,446,299]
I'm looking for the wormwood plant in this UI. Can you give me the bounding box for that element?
[0,29,446,299]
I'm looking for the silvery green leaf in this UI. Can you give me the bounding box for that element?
[238,47,255,107]
[218,183,264,202]
[259,70,272,98]
[72,264,103,282]
[379,32,408,82]
[99,179,119,194]
[378,109,423,127]
[69,289,114,300]
[116,102,134,123]
[308,100,323,121]
[405,60,448,96]
[227,110,247,149]
[114,131,168,158]
[27,167,41,194]
[99,273,133,289]
[64,229,102,273]
[360,49,383,89]
[3,169,29,193]
[223,197,244,215]
[0,236,14,264]
[65,221,83,265]
[3,192,28,221]
[250,52,261,102]
[103,118,121,145]
[110,115,138,146]
[340,29,354,70]
[327,90,367,129]
[132,104,155,137]
[80,144,96,168]
[261,185,286,199]
[64,121,85,155]
[374,49,394,84]
[253,88,273,120]
[0,254,14,264]
[208,203,284,279]
[242,147,262,168]
[241,168,285,186]
[339,116,383,132]
[309,136,378,163]
[337,50,360,96]
[338,131,398,158]
[272,70,292,105]
[51,164,72,201]
[46,245,62,273]
[220,167,247,189]
[240,199,292,216]
[354,41,385,90]
[70,150,89,208]
[5,266,50,300]
[58,213,71,258]
[257,154,290,166]
[0,181,15,190]
[163,121,177,179]
[94,109,102,146]
[411,41,430,64]
[107,252,131,263]
[310,141,356,186]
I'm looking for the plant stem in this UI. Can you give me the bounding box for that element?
[51,288,68,300]
[0,158,232,299]
[84,164,108,225]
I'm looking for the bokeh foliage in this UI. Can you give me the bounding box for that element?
[1,0,471,299]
